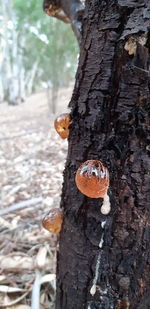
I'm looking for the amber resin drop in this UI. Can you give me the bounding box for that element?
[75,160,109,198]
[54,113,71,139]
[42,208,63,234]
[45,5,70,23]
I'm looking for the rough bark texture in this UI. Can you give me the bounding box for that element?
[56,1,150,308]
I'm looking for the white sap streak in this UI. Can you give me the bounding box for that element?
[90,284,96,296]
[101,193,111,215]
[90,219,107,296]
[101,220,106,229]
[90,251,101,296]
[103,193,109,202]
[99,233,104,248]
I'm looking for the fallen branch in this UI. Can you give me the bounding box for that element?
[31,270,41,309]
[1,184,24,203]
[0,197,43,216]
[0,128,45,141]
[0,289,31,307]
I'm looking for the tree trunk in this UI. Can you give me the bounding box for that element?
[1,0,25,104]
[56,1,150,308]
[1,0,12,100]
[18,37,26,102]
[0,78,4,103]
[25,60,39,96]
[19,66,26,102]
[8,16,19,105]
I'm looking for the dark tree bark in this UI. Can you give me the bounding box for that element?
[55,1,150,308]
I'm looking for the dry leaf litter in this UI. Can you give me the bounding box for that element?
[0,88,72,309]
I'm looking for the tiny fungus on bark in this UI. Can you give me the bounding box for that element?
[42,208,63,234]
[75,160,111,215]
[54,113,71,139]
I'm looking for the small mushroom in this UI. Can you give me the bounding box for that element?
[54,113,71,139]
[42,208,63,234]
[75,160,111,215]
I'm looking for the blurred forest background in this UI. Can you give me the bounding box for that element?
[0,0,78,110]
[0,0,78,308]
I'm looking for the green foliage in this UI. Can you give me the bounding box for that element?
[13,0,79,91]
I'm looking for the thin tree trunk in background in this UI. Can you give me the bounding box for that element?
[18,37,26,102]
[56,1,150,308]
[1,0,12,99]
[19,66,26,102]
[1,0,23,104]
[0,2,5,103]
[0,79,4,103]
[25,60,39,96]
[8,25,19,105]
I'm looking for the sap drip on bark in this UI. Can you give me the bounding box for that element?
[54,113,71,139]
[75,160,111,215]
[101,193,111,215]
[75,161,111,296]
[42,208,63,234]
[90,221,106,296]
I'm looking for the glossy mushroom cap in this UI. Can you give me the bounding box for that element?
[75,160,109,198]
[42,208,63,234]
[54,113,71,139]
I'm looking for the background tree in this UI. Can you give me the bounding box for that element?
[45,0,150,308]
[0,0,78,106]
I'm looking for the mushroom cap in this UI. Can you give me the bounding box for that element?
[75,160,109,198]
[42,208,63,234]
[54,113,71,139]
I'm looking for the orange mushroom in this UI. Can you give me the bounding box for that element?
[54,113,71,139]
[75,160,111,214]
[42,208,63,234]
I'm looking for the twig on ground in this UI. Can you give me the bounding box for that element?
[1,184,24,203]
[0,128,45,140]
[0,197,43,216]
[0,289,31,307]
[31,270,41,309]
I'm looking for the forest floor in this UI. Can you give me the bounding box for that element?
[0,88,72,309]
